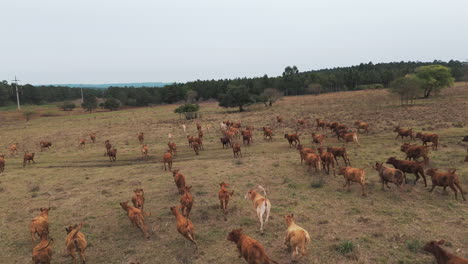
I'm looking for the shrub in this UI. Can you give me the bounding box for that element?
[405,239,423,253]
[60,101,76,111]
[334,241,355,255]
[175,103,200,120]
[104,98,121,111]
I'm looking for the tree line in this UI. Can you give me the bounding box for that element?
[1,60,466,108]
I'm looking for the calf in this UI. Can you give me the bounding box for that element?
[218,182,234,220]
[262,127,273,142]
[327,146,351,166]
[107,148,117,162]
[400,143,430,164]
[168,142,177,156]
[192,141,200,155]
[8,143,18,155]
[137,132,144,144]
[244,186,271,232]
[423,240,468,264]
[163,150,173,171]
[416,132,439,150]
[65,223,87,264]
[220,136,231,148]
[170,205,197,249]
[284,133,300,148]
[172,169,186,194]
[78,139,86,149]
[180,185,193,218]
[32,232,53,264]
[296,144,315,164]
[318,147,335,175]
[394,126,414,141]
[276,115,283,123]
[241,130,253,145]
[311,133,326,145]
[316,119,326,130]
[338,167,366,196]
[89,133,96,143]
[30,207,50,243]
[40,141,52,151]
[0,154,5,173]
[304,153,322,173]
[141,144,149,158]
[373,162,405,190]
[120,201,150,239]
[104,140,112,156]
[386,157,427,186]
[232,143,242,158]
[284,214,311,260]
[227,228,279,264]
[340,132,360,146]
[194,137,203,150]
[426,168,466,201]
[196,123,202,131]
[132,188,145,210]
[354,121,369,134]
[23,152,36,167]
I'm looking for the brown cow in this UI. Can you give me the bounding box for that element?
[262,127,273,142]
[394,126,414,141]
[30,207,50,243]
[386,157,426,186]
[426,168,466,201]
[354,121,369,134]
[141,144,149,158]
[0,154,5,173]
[373,162,405,190]
[241,130,253,145]
[8,143,18,155]
[78,138,86,149]
[107,148,117,162]
[232,143,242,158]
[170,205,197,249]
[423,240,468,264]
[220,137,232,148]
[315,119,326,130]
[227,228,279,264]
[32,232,53,264]
[23,152,36,167]
[218,182,234,221]
[304,153,322,172]
[318,147,335,176]
[416,132,439,150]
[400,143,430,164]
[89,133,96,143]
[311,133,326,145]
[163,150,173,170]
[284,133,300,148]
[40,141,52,151]
[137,132,144,144]
[296,144,316,164]
[168,142,177,156]
[327,146,351,166]
[172,169,186,194]
[339,132,360,146]
[180,186,193,218]
[338,167,366,196]
[104,140,112,156]
[120,201,150,239]
[132,188,145,210]
[192,141,200,155]
[65,223,87,264]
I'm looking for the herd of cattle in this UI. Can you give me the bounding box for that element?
[2,116,468,264]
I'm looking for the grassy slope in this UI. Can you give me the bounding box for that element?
[1,84,467,264]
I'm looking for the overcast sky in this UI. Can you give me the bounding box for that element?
[1,0,467,85]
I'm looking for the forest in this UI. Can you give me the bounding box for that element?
[0,60,466,107]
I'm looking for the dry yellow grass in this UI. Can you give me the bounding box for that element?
[0,84,467,264]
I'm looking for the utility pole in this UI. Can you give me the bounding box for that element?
[12,76,21,111]
[81,87,84,103]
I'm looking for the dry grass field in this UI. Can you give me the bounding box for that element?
[1,84,467,264]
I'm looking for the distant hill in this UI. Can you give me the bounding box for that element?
[47,82,172,89]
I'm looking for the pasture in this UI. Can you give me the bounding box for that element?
[1,84,467,264]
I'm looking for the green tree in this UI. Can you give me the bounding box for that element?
[390,75,422,105]
[174,103,200,120]
[104,98,121,111]
[81,95,98,113]
[282,66,299,95]
[60,101,76,111]
[260,88,283,106]
[0,85,9,106]
[218,84,254,112]
[415,65,454,98]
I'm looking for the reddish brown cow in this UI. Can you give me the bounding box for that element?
[227,228,279,264]
[23,152,36,167]
[316,119,326,130]
[284,133,300,148]
[180,186,193,218]
[132,188,145,210]
[8,143,18,155]
[318,147,335,176]
[89,133,96,143]
[241,130,253,145]
[218,182,234,220]
[373,162,405,190]
[0,154,5,173]
[386,157,426,186]
[137,132,144,144]
[107,148,117,162]
[296,144,316,164]
[162,150,173,170]
[262,127,273,142]
[120,201,150,239]
[327,146,351,166]
[426,168,466,201]
[304,153,322,172]
[32,232,53,264]
[172,169,186,194]
[30,207,50,243]
[40,141,52,151]
[170,205,197,249]
[416,132,439,150]
[423,240,468,264]
[354,121,369,134]
[394,126,414,141]
[400,143,430,164]
[311,133,326,145]
[141,144,149,158]
[220,137,231,148]
[338,167,366,196]
[232,143,242,158]
[168,142,177,156]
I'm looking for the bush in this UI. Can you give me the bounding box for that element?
[60,101,76,111]
[174,103,199,113]
[405,239,423,253]
[104,98,121,111]
[334,241,355,255]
